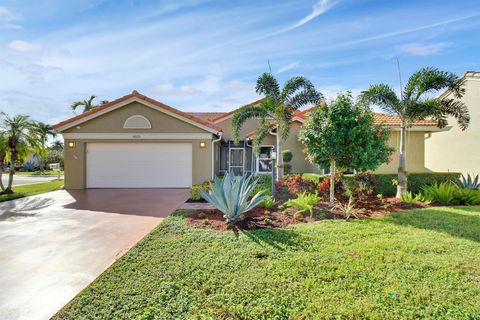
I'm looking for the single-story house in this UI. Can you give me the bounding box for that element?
[53,91,449,189]
[425,71,480,175]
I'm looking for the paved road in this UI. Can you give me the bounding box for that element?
[0,188,189,320]
[1,174,62,186]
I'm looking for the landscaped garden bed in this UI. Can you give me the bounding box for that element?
[186,195,427,231]
[54,206,480,319]
[186,172,478,232]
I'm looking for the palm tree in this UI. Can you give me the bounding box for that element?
[50,140,64,151]
[71,95,109,113]
[232,73,323,180]
[0,113,39,194]
[32,121,57,172]
[0,131,7,192]
[358,67,470,197]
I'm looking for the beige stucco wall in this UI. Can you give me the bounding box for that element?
[278,126,427,175]
[62,102,214,189]
[216,117,263,141]
[282,122,319,174]
[376,130,428,173]
[64,102,208,134]
[425,75,480,175]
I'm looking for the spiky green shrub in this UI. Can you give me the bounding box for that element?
[459,173,480,190]
[258,197,276,209]
[421,182,457,204]
[282,192,320,217]
[333,196,358,219]
[199,171,269,224]
[253,174,272,196]
[454,188,480,205]
[400,192,417,205]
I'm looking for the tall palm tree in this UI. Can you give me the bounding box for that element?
[32,121,57,172]
[232,73,323,180]
[71,95,109,113]
[0,131,7,192]
[0,113,39,194]
[358,67,470,197]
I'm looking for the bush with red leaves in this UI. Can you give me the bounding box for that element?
[276,174,317,197]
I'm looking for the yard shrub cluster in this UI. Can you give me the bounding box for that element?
[276,174,317,196]
[302,172,461,197]
[189,181,211,201]
[253,174,273,196]
[421,182,480,205]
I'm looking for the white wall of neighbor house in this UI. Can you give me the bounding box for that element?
[425,73,480,175]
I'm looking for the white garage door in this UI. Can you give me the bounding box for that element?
[86,143,192,188]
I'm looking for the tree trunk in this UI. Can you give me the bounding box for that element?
[0,168,5,193]
[329,159,336,207]
[396,124,408,198]
[4,151,17,194]
[276,131,284,181]
[4,165,14,194]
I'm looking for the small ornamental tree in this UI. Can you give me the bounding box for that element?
[299,92,394,206]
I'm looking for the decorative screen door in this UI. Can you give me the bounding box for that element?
[229,148,244,176]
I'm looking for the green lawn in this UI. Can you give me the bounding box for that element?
[16,171,64,175]
[0,180,64,202]
[55,207,480,320]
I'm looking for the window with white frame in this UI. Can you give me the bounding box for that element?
[256,146,274,174]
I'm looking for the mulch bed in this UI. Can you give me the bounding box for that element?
[186,196,429,232]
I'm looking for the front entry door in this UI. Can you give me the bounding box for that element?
[229,148,244,176]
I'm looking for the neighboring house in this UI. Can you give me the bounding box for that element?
[53,91,447,189]
[425,71,480,175]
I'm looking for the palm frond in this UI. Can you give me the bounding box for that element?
[252,119,274,154]
[358,84,403,116]
[404,67,464,101]
[255,73,280,103]
[441,98,470,130]
[275,103,293,140]
[287,87,324,110]
[231,104,269,144]
[70,101,85,112]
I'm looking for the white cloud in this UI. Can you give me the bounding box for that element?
[0,5,17,21]
[276,62,299,74]
[399,43,449,56]
[288,0,339,30]
[8,40,43,52]
[151,83,203,96]
[224,80,254,91]
[255,0,339,40]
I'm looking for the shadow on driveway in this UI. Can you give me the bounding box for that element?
[0,197,55,221]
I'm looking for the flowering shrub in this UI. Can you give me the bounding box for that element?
[276,174,317,196]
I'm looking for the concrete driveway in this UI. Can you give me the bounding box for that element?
[0,188,189,320]
[1,174,63,186]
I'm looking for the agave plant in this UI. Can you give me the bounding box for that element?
[199,171,270,225]
[459,173,480,190]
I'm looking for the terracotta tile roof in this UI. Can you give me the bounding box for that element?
[296,107,437,126]
[372,113,437,126]
[186,112,226,122]
[52,91,222,132]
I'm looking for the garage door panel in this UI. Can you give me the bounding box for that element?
[86,143,192,188]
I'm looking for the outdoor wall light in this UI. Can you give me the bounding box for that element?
[199,142,206,148]
[67,141,76,148]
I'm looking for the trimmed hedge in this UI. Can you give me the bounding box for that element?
[303,172,461,196]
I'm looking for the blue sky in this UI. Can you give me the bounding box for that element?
[0,0,479,125]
